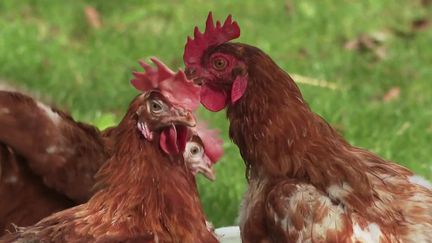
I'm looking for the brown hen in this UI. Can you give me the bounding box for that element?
[0,87,222,235]
[183,13,432,242]
[0,143,74,235]
[0,90,108,234]
[0,91,217,242]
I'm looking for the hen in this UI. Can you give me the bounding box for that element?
[0,142,75,235]
[183,12,432,242]
[0,59,223,235]
[0,90,108,234]
[0,90,107,203]
[185,122,224,180]
[0,64,218,242]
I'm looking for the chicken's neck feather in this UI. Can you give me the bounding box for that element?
[8,106,215,242]
[76,117,209,240]
[224,44,424,235]
[227,49,377,202]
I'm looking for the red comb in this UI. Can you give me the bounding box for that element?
[131,57,200,111]
[195,122,224,164]
[183,12,240,66]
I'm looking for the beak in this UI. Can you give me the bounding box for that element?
[197,156,216,181]
[185,67,205,86]
[200,166,216,181]
[162,108,196,128]
[185,67,196,79]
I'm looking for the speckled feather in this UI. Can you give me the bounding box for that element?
[0,95,218,242]
[0,91,108,203]
[0,143,74,236]
[0,91,109,234]
[0,90,221,236]
[191,40,432,242]
[225,44,432,242]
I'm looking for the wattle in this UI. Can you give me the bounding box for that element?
[200,85,228,112]
[160,125,188,155]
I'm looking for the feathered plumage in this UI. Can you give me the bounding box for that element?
[0,91,108,202]
[0,143,74,234]
[1,91,217,242]
[183,13,432,242]
[0,90,107,233]
[0,59,223,236]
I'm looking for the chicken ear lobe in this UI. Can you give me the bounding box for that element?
[231,75,247,104]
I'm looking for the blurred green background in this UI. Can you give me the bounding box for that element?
[1,0,431,227]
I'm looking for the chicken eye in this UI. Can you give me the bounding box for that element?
[190,146,201,155]
[212,57,227,71]
[187,142,203,157]
[149,100,164,114]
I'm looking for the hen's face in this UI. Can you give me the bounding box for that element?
[135,91,196,155]
[183,136,215,181]
[185,47,248,112]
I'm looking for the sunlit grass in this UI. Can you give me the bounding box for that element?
[0,0,431,227]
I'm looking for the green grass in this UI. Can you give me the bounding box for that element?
[1,0,431,227]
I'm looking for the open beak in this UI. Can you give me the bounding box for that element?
[157,108,196,156]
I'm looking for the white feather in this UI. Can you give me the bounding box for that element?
[215,226,241,243]
[36,101,61,125]
[409,175,432,190]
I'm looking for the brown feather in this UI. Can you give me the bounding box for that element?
[0,90,217,238]
[204,43,432,242]
[0,143,74,234]
[0,95,217,242]
[0,91,110,234]
[0,91,108,202]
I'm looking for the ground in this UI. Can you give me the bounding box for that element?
[0,0,431,227]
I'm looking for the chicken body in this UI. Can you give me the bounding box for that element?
[228,45,432,243]
[0,91,108,234]
[0,90,219,235]
[0,91,108,202]
[183,15,432,242]
[0,92,217,242]
[0,144,74,234]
